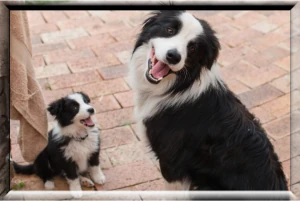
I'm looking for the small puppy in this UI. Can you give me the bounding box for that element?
[13,92,105,196]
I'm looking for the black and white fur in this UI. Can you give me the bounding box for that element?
[129,10,288,190]
[13,92,105,197]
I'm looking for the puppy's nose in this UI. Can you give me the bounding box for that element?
[87,108,95,114]
[166,49,181,65]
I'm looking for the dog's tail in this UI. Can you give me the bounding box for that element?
[13,161,35,175]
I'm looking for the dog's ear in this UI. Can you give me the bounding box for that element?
[47,98,65,116]
[78,92,90,103]
[197,19,221,70]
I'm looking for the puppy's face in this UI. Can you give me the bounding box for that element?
[48,92,95,128]
[131,10,220,94]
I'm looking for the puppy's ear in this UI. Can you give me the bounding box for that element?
[47,98,64,116]
[78,92,90,103]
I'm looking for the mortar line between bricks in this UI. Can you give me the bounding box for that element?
[111,178,163,191]
[128,125,141,142]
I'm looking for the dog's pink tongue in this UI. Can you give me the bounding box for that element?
[152,61,170,79]
[84,117,94,126]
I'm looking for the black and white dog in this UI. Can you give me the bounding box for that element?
[129,10,288,190]
[13,92,105,196]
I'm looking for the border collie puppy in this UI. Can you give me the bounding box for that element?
[13,92,105,197]
[129,10,288,190]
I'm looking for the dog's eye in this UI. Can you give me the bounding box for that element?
[190,45,196,52]
[73,105,78,110]
[167,27,174,35]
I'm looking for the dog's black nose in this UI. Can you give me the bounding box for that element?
[87,108,95,114]
[166,49,181,65]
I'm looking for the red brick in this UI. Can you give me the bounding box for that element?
[98,64,129,80]
[31,35,42,45]
[38,78,51,91]
[48,70,102,90]
[275,56,291,71]
[222,29,263,47]
[214,24,239,38]
[272,135,290,162]
[100,151,112,169]
[251,20,277,33]
[248,33,286,52]
[291,156,300,184]
[68,54,120,73]
[270,74,290,93]
[56,17,104,30]
[32,43,69,56]
[40,28,88,44]
[231,12,267,28]
[249,107,276,124]
[238,84,284,109]
[119,179,164,191]
[42,88,73,105]
[85,21,131,35]
[109,28,138,42]
[278,39,290,52]
[115,50,131,64]
[218,47,256,67]
[268,11,290,27]
[27,11,46,26]
[30,23,58,35]
[94,11,149,23]
[63,11,89,19]
[224,79,250,94]
[11,174,44,190]
[114,90,134,108]
[101,126,137,149]
[32,55,45,68]
[264,115,290,140]
[95,160,161,190]
[73,78,130,98]
[95,107,134,130]
[67,33,116,49]
[35,63,70,79]
[90,95,121,113]
[94,41,134,54]
[41,11,68,23]
[44,48,94,65]
[261,94,290,118]
[11,144,25,163]
[225,61,286,88]
[106,143,147,166]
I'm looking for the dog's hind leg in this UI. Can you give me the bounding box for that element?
[88,152,106,185]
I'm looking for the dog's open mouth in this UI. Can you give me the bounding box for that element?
[146,47,172,84]
[80,117,95,127]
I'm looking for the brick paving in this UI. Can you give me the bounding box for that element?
[10,10,296,194]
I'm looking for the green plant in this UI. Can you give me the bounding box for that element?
[12,181,25,190]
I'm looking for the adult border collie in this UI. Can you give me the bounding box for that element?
[13,92,105,197]
[129,10,288,190]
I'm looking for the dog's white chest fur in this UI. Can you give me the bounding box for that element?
[62,129,99,173]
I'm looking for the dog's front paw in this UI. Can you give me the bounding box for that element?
[70,190,82,199]
[93,174,106,185]
[80,176,95,188]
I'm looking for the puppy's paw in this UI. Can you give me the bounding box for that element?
[44,180,55,190]
[80,177,95,188]
[93,174,106,185]
[70,190,82,199]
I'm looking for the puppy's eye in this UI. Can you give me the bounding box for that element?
[167,27,174,35]
[190,45,196,52]
[73,105,78,110]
